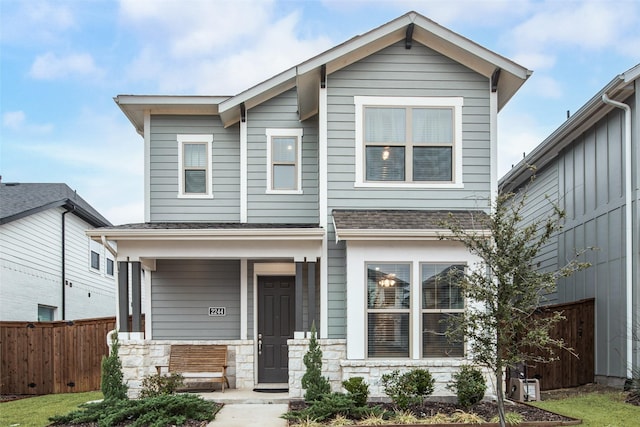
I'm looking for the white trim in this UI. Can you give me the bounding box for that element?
[345,240,480,360]
[240,116,248,222]
[354,96,464,188]
[177,134,214,199]
[144,110,151,222]
[265,128,303,194]
[319,85,329,338]
[335,228,490,241]
[240,259,248,340]
[144,267,152,339]
[87,228,324,241]
[489,87,498,211]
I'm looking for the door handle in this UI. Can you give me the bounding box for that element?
[258,333,262,355]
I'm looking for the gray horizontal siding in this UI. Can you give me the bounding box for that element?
[149,115,240,222]
[152,259,240,339]
[247,89,319,223]
[326,41,491,214]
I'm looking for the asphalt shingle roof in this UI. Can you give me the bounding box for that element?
[95,222,319,230]
[332,209,489,230]
[0,183,112,226]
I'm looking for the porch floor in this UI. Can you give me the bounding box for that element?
[196,388,290,404]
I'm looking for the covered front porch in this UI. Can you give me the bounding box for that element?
[88,223,324,397]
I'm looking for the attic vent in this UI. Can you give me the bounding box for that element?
[4,182,20,186]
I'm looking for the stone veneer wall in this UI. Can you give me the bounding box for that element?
[288,338,496,400]
[116,338,254,398]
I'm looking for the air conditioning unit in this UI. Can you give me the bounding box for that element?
[509,378,540,402]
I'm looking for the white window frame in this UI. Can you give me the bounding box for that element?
[177,134,214,198]
[420,262,466,358]
[354,96,464,188]
[265,128,303,194]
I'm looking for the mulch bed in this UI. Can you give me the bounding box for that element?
[288,399,576,425]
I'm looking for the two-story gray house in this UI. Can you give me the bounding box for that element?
[500,64,639,387]
[88,11,530,397]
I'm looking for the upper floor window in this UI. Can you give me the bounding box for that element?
[266,129,303,194]
[90,250,100,270]
[106,258,114,276]
[177,134,213,198]
[354,96,463,188]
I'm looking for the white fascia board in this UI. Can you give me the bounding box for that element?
[335,229,490,242]
[218,69,297,126]
[87,228,325,241]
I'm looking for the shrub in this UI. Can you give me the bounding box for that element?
[491,412,524,425]
[342,376,369,407]
[381,368,435,409]
[49,393,219,427]
[139,372,185,398]
[447,365,487,407]
[301,322,331,402]
[101,332,128,401]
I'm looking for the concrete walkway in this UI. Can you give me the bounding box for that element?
[199,389,290,427]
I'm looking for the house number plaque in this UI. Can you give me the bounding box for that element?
[208,307,226,316]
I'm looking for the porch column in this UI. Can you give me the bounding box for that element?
[308,261,316,328]
[117,261,129,332]
[131,261,142,333]
[295,261,304,331]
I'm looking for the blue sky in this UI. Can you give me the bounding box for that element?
[1,0,639,225]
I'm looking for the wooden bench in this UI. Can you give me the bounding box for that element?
[156,344,230,392]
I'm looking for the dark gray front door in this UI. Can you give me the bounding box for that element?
[258,275,295,383]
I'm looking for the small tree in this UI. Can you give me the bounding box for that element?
[301,322,331,402]
[441,185,589,427]
[101,332,128,401]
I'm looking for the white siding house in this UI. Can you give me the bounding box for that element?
[0,183,116,321]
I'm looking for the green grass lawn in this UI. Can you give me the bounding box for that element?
[532,391,640,427]
[0,391,103,427]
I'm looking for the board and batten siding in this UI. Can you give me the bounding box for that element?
[324,41,491,338]
[510,161,560,305]
[151,259,240,339]
[0,208,115,321]
[556,104,632,380]
[247,89,319,223]
[149,115,241,222]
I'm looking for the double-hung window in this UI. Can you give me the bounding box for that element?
[366,263,411,358]
[354,96,463,187]
[421,263,465,357]
[177,134,213,198]
[90,250,100,270]
[266,129,303,193]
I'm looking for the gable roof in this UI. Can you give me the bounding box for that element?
[116,11,531,132]
[499,63,640,193]
[0,183,112,227]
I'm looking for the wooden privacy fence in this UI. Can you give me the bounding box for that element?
[517,298,595,391]
[0,316,141,395]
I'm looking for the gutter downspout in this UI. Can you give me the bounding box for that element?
[61,205,76,320]
[602,93,633,379]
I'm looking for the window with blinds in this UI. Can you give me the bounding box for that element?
[364,106,454,183]
[177,134,213,198]
[421,263,465,357]
[366,263,411,358]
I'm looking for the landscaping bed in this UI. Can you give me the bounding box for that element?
[288,399,580,426]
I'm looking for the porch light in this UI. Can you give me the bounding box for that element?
[382,146,390,160]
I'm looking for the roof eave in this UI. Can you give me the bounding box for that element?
[499,68,638,193]
[335,228,491,241]
[115,95,230,135]
[87,227,325,242]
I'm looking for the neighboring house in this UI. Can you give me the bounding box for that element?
[88,11,531,397]
[499,64,639,386]
[0,182,116,321]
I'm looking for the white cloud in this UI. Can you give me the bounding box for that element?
[526,74,564,99]
[2,110,53,134]
[506,0,640,65]
[121,3,332,95]
[512,52,555,71]
[0,0,75,44]
[29,52,104,80]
